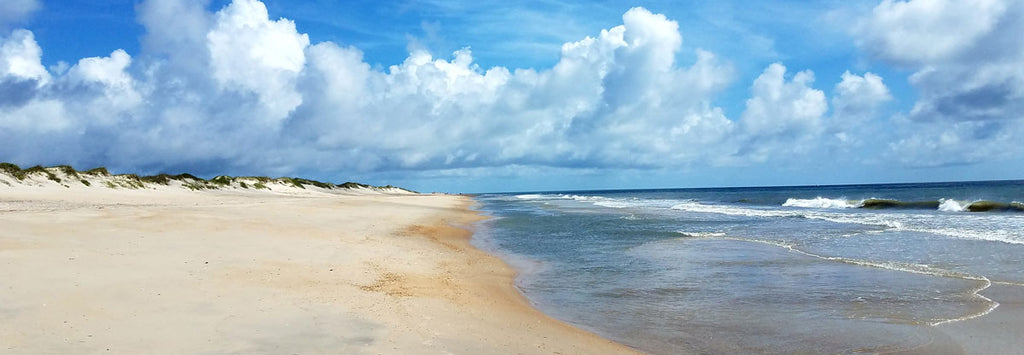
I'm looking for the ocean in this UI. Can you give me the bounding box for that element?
[471,180,1024,353]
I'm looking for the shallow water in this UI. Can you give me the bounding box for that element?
[473,181,1024,353]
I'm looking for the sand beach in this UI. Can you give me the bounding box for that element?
[0,169,633,354]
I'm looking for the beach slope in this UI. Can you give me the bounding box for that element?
[0,182,632,353]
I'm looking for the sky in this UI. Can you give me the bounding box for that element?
[1,0,1022,193]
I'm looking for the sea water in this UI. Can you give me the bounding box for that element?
[472,181,1024,353]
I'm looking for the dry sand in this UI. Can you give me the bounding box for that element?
[0,185,635,354]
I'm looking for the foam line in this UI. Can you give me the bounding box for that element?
[677,233,1000,326]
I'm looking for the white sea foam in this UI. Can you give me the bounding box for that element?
[514,194,553,200]
[513,193,1024,245]
[669,200,1024,245]
[676,231,727,238]
[671,201,799,218]
[783,197,859,209]
[938,199,966,212]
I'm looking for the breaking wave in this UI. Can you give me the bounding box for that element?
[938,199,965,212]
[668,201,1024,245]
[506,193,1024,244]
[783,197,1024,213]
[783,197,859,209]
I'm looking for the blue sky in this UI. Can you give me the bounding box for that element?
[1,0,1022,192]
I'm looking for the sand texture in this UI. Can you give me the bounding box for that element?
[0,185,633,354]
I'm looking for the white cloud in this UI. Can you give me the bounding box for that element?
[888,119,1022,167]
[856,0,1008,65]
[0,0,905,185]
[824,71,892,151]
[856,0,1024,167]
[136,0,212,72]
[66,49,134,88]
[0,0,39,29]
[0,29,48,82]
[62,49,143,124]
[0,99,67,132]
[741,63,827,137]
[288,5,738,171]
[207,0,309,124]
[832,71,891,127]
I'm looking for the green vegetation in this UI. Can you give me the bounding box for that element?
[119,174,145,189]
[85,167,110,176]
[140,174,172,185]
[253,182,269,190]
[291,177,334,189]
[340,182,371,189]
[80,179,91,186]
[0,163,25,180]
[22,165,61,183]
[280,177,306,189]
[239,181,248,189]
[174,173,199,180]
[210,175,232,186]
[183,181,209,191]
[56,165,79,178]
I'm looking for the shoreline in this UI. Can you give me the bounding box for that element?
[0,187,634,353]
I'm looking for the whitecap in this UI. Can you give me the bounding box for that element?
[782,197,859,209]
[938,199,966,212]
[514,194,550,200]
[676,231,727,238]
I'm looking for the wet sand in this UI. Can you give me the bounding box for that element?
[925,284,1024,354]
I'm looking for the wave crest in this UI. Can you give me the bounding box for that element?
[938,199,965,212]
[782,197,858,209]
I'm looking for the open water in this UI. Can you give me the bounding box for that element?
[473,180,1024,353]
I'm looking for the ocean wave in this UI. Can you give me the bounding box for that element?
[514,194,542,199]
[863,199,1024,213]
[670,200,1024,245]
[783,197,859,209]
[676,231,727,238]
[509,194,1024,244]
[780,196,1024,213]
[671,201,800,218]
[938,199,965,212]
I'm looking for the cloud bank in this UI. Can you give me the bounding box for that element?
[0,0,1019,188]
[857,0,1024,167]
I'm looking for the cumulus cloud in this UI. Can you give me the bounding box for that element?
[828,71,891,147]
[0,0,899,185]
[733,63,828,162]
[856,0,1008,65]
[856,0,1024,166]
[208,0,309,123]
[741,63,827,137]
[832,71,890,125]
[0,29,47,82]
